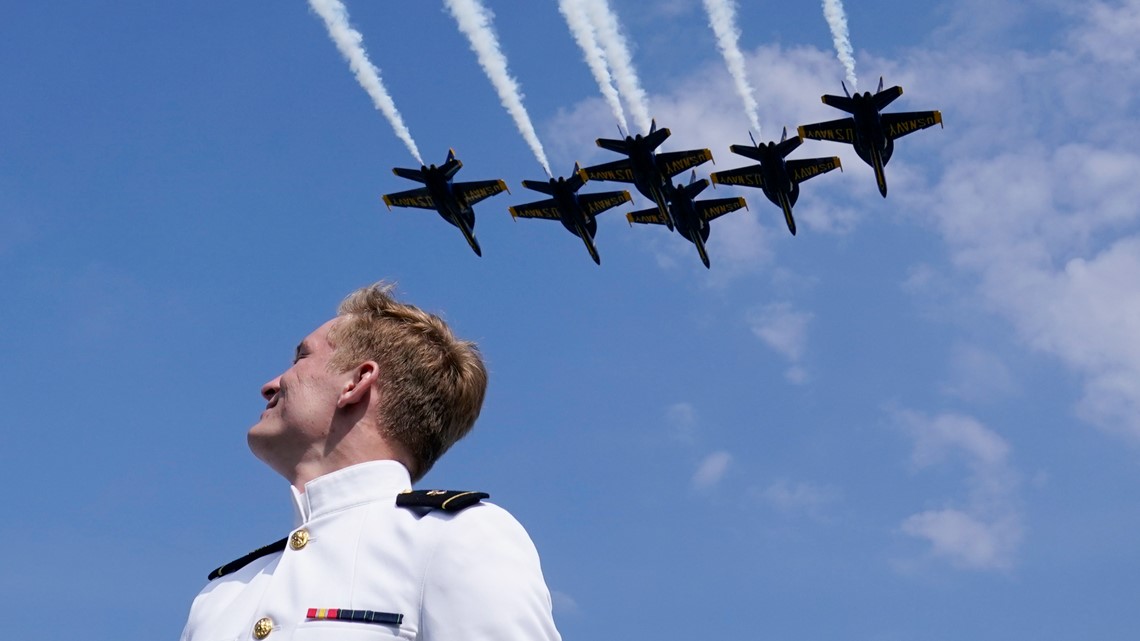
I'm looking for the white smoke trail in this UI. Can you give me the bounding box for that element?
[702,0,761,135]
[307,0,422,164]
[444,0,552,176]
[583,0,652,134]
[558,0,628,132]
[822,0,858,91]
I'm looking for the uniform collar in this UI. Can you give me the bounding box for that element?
[290,460,412,525]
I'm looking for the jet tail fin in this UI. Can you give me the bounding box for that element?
[441,148,463,179]
[392,166,427,183]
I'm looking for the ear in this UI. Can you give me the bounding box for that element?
[337,361,380,408]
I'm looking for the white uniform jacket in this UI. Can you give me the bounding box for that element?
[180,460,561,641]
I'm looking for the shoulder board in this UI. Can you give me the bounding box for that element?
[396,489,489,512]
[206,537,287,581]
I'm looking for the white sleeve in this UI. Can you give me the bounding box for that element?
[419,504,562,641]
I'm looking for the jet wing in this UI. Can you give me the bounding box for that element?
[656,148,714,178]
[453,179,509,207]
[578,190,632,216]
[798,118,856,144]
[581,158,636,183]
[626,207,669,226]
[508,199,562,221]
[696,197,748,222]
[710,165,764,188]
[882,110,943,140]
[382,187,437,211]
[786,157,843,184]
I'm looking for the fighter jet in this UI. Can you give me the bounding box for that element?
[381,149,508,256]
[710,128,841,235]
[798,77,942,197]
[626,172,747,269]
[581,120,713,231]
[508,164,632,265]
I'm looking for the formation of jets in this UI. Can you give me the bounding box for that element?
[381,78,942,267]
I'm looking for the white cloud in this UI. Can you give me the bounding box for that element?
[549,1,1140,444]
[941,343,1019,403]
[1069,0,1140,64]
[746,301,812,383]
[665,402,698,443]
[759,480,840,519]
[900,509,1022,571]
[691,451,731,490]
[894,410,1023,572]
[549,589,580,616]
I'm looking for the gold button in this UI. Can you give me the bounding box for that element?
[289,528,310,551]
[253,617,274,639]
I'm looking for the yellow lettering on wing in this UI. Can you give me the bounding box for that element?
[393,196,436,208]
[792,162,835,181]
[593,168,634,181]
[810,127,854,142]
[715,173,762,187]
[887,116,937,138]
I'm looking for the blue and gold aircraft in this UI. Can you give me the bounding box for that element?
[710,128,841,235]
[509,164,632,265]
[626,172,747,269]
[381,149,508,256]
[581,119,713,231]
[798,77,942,197]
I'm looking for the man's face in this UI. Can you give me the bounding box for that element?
[248,318,347,473]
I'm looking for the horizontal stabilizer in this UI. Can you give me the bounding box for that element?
[873,85,904,111]
[728,143,765,161]
[392,166,427,183]
[521,179,557,195]
[775,135,804,157]
[644,125,670,150]
[821,93,856,113]
[595,137,630,154]
[682,177,710,200]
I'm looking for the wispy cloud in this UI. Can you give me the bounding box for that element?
[691,451,732,490]
[894,409,1023,571]
[550,590,580,616]
[941,343,1019,403]
[665,402,699,444]
[759,480,840,520]
[747,302,812,383]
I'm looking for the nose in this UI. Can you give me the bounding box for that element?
[261,377,281,402]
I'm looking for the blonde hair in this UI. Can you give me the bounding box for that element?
[329,283,487,481]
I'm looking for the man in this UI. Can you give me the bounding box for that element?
[180,283,561,641]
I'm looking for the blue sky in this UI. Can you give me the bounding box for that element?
[3,0,1140,639]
